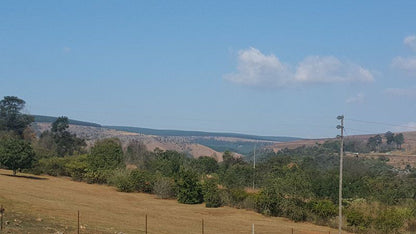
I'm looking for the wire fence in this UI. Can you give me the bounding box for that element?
[0,205,338,234]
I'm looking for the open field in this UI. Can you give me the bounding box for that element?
[0,169,342,234]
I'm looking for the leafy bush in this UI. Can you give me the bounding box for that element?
[129,169,154,193]
[87,138,124,171]
[65,155,88,181]
[84,169,112,184]
[176,169,203,204]
[108,169,134,192]
[308,199,337,221]
[375,207,410,233]
[202,178,222,208]
[153,176,176,199]
[36,157,70,176]
[345,207,372,231]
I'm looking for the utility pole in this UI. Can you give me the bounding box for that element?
[337,115,344,234]
[252,143,256,190]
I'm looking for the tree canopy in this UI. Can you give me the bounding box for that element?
[0,134,35,175]
[0,96,34,137]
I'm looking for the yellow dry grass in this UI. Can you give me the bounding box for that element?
[0,169,342,234]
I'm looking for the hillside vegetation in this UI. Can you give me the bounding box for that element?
[2,97,416,233]
[0,169,339,234]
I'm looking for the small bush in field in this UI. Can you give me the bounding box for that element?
[153,176,176,199]
[177,169,203,204]
[308,199,337,221]
[202,178,222,208]
[375,207,411,233]
[108,169,134,192]
[65,155,88,181]
[36,157,70,176]
[129,169,154,193]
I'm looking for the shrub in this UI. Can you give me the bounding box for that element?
[65,155,88,181]
[308,199,337,221]
[108,169,134,192]
[202,178,222,208]
[345,207,372,232]
[177,169,203,204]
[36,157,70,176]
[84,169,112,184]
[375,207,410,233]
[281,198,308,222]
[153,176,176,199]
[129,169,154,193]
[87,138,124,171]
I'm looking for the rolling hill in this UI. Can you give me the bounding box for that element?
[33,115,303,157]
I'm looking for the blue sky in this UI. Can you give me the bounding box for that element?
[1,1,415,138]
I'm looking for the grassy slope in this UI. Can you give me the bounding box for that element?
[0,169,340,234]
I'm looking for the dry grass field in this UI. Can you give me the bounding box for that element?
[0,169,342,234]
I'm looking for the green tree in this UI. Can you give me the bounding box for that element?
[367,135,382,151]
[192,156,219,175]
[394,133,404,149]
[87,138,124,171]
[0,134,35,175]
[203,177,222,207]
[385,131,395,145]
[176,169,203,204]
[51,116,86,156]
[51,116,69,133]
[0,96,34,137]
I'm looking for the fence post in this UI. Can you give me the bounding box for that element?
[0,205,4,232]
[145,214,147,234]
[77,210,80,234]
[202,218,204,234]
[252,224,254,234]
[291,227,294,234]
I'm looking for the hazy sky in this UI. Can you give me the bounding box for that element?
[1,1,415,138]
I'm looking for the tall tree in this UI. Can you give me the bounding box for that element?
[394,133,404,149]
[385,131,395,145]
[367,135,383,152]
[0,134,35,175]
[0,96,34,137]
[51,116,85,156]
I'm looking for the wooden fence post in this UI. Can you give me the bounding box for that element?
[0,205,4,231]
[145,214,148,234]
[77,210,80,234]
[291,227,294,234]
[202,218,204,234]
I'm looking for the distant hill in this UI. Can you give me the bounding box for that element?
[33,115,101,127]
[105,125,302,142]
[33,114,304,156]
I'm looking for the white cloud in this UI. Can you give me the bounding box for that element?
[384,87,416,97]
[404,35,416,51]
[393,122,416,132]
[346,93,365,104]
[392,56,416,73]
[223,48,292,88]
[294,56,374,83]
[224,48,374,88]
